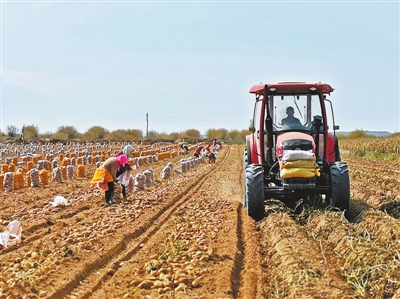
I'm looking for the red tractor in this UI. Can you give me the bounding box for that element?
[244,82,350,221]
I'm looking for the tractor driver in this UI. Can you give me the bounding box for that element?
[281,106,303,130]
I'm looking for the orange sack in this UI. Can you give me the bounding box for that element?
[91,167,114,190]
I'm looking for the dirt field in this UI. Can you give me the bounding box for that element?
[1,144,400,298]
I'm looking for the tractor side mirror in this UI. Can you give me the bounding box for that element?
[334,125,340,130]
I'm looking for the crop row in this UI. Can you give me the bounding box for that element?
[340,136,400,154]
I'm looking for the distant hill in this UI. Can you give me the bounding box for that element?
[337,130,393,137]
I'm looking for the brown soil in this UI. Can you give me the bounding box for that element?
[1,146,400,298]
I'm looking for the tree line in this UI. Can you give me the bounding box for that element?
[2,125,251,144]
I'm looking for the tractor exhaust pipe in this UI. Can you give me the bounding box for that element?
[313,115,323,159]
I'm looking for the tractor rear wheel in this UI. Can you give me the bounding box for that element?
[329,162,350,211]
[245,164,265,221]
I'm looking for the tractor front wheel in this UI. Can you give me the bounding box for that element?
[329,162,350,211]
[245,164,265,221]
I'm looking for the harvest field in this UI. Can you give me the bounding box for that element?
[1,141,400,298]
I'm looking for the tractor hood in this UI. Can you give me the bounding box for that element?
[276,132,316,159]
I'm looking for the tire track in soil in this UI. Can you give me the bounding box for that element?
[214,145,245,299]
[237,207,263,299]
[48,147,235,299]
[232,204,244,298]
[221,145,263,299]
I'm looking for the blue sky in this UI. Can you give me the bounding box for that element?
[1,0,399,135]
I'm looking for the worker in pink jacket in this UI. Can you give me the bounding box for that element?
[92,154,129,205]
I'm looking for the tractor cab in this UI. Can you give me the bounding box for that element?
[244,82,349,221]
[248,83,339,167]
